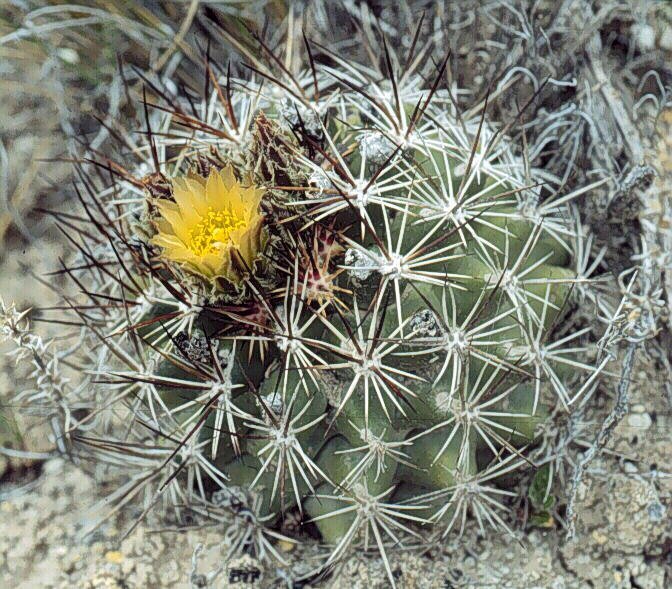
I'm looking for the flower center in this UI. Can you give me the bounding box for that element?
[188,208,246,256]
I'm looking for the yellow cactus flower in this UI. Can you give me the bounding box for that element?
[151,166,265,281]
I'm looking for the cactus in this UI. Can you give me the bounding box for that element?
[2,18,620,588]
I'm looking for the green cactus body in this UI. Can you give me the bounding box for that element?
[139,99,581,560]
[20,29,610,588]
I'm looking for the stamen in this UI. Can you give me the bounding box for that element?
[188,207,247,256]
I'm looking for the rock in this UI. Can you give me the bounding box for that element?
[626,412,652,430]
[565,464,668,557]
[646,501,666,523]
[631,23,656,51]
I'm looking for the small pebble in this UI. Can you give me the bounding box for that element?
[278,540,295,552]
[57,47,79,64]
[647,502,666,522]
[105,551,124,565]
[631,23,656,51]
[627,413,652,430]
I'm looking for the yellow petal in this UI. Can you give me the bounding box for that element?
[155,217,175,236]
[199,252,228,277]
[156,202,191,242]
[172,188,203,225]
[160,245,198,264]
[220,165,237,190]
[151,233,184,249]
[205,169,226,210]
[185,179,210,213]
